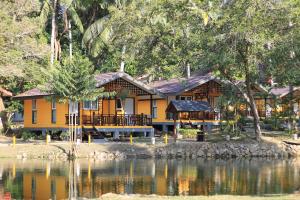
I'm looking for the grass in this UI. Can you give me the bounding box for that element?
[100,194,300,200]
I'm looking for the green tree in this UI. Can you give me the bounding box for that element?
[39,54,113,151]
[0,0,48,78]
[0,0,49,133]
[201,0,287,141]
[83,0,209,78]
[267,0,300,130]
[39,0,84,64]
[39,54,111,103]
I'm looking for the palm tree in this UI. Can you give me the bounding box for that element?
[39,0,84,64]
[82,0,129,57]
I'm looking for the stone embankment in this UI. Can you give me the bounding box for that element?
[154,141,300,159]
[2,140,300,160]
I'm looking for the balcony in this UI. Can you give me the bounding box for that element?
[82,114,152,126]
[65,115,80,125]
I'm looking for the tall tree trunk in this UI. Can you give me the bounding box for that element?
[0,97,9,134]
[288,84,296,133]
[120,45,126,72]
[69,20,72,60]
[50,0,57,65]
[245,77,262,141]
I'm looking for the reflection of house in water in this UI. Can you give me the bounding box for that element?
[23,173,67,200]
[4,158,300,199]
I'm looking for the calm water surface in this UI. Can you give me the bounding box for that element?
[0,158,299,199]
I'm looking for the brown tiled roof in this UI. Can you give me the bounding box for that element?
[271,86,300,98]
[0,87,12,97]
[167,100,212,112]
[14,72,154,99]
[14,88,49,99]
[148,72,216,95]
[95,72,154,94]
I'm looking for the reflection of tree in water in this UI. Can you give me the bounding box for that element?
[0,164,23,199]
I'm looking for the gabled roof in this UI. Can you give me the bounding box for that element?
[14,88,49,99]
[14,72,154,99]
[95,72,154,95]
[149,72,218,96]
[0,87,12,97]
[270,86,300,98]
[166,100,212,113]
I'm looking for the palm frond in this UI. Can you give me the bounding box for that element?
[82,16,110,48]
[39,0,51,27]
[69,6,84,33]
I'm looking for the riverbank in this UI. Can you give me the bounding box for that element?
[1,136,300,159]
[101,193,300,200]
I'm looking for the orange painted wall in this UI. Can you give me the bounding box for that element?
[137,100,150,115]
[102,99,116,115]
[23,96,144,128]
[24,98,68,128]
[153,99,168,122]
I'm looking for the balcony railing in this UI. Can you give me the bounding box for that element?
[65,114,80,125]
[82,114,152,126]
[167,112,219,121]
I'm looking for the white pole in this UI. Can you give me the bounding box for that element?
[69,20,72,60]
[50,0,57,65]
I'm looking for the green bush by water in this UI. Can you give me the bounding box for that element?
[60,131,69,141]
[179,128,199,139]
[21,131,35,141]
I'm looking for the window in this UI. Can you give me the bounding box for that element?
[180,96,192,100]
[116,99,122,110]
[32,99,37,124]
[83,100,98,110]
[51,98,56,124]
[152,100,157,118]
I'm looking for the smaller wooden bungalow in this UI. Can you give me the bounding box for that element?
[166,100,213,137]
[269,86,300,117]
[166,100,213,121]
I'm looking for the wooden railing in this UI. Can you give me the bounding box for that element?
[179,112,217,120]
[82,114,152,126]
[65,115,80,125]
[239,109,266,118]
[167,112,219,121]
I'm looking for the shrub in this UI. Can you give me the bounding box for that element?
[60,131,70,141]
[263,117,286,131]
[21,131,35,141]
[179,128,199,139]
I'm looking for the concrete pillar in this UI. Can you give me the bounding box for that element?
[144,132,147,137]
[150,128,155,138]
[163,125,168,133]
[175,123,180,136]
[114,131,120,139]
[207,124,212,134]
[151,161,156,178]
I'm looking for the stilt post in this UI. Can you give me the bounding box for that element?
[88,133,91,145]
[12,135,16,148]
[164,133,168,144]
[130,133,133,145]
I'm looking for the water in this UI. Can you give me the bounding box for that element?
[0,158,299,199]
